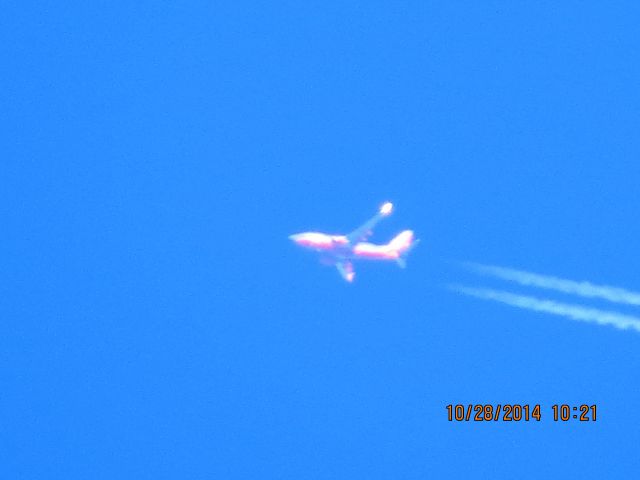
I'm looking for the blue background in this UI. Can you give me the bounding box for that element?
[3,1,640,478]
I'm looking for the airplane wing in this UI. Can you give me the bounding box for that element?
[345,202,393,244]
[336,261,355,282]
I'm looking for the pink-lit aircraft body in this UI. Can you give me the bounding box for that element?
[289,202,419,282]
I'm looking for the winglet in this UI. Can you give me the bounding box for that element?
[380,202,393,216]
[336,261,355,282]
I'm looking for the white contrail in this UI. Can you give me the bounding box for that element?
[449,284,640,333]
[464,262,640,307]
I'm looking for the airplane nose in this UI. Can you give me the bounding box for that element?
[289,234,301,242]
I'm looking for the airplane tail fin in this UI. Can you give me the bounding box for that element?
[387,230,419,268]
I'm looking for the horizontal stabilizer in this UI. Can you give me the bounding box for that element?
[395,237,420,268]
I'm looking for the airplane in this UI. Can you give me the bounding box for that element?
[289,202,419,282]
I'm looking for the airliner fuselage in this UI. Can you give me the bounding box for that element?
[289,202,418,282]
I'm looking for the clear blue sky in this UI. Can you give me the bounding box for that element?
[4,1,640,478]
